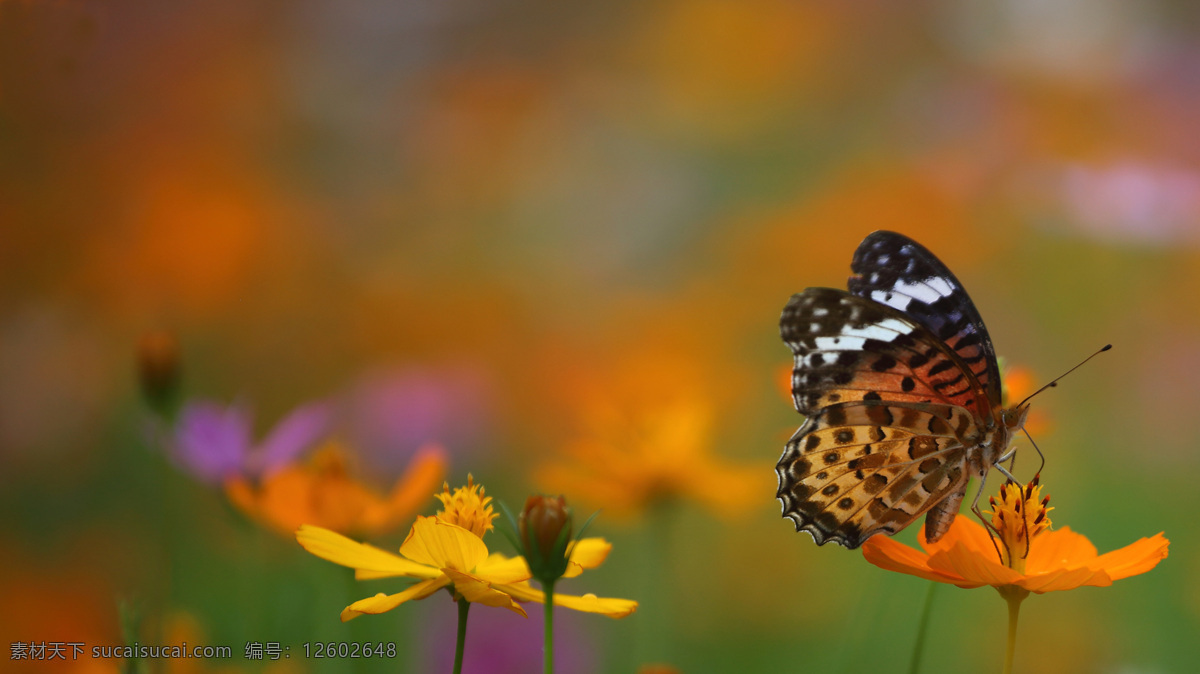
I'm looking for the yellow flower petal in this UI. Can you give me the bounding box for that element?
[399,516,489,572]
[474,553,533,584]
[567,537,612,570]
[296,524,438,579]
[442,569,527,617]
[341,577,449,622]
[500,582,638,618]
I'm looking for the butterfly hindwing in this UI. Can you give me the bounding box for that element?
[776,401,972,548]
[847,231,1002,408]
[781,287,992,417]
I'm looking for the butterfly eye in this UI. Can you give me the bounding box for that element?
[1003,406,1030,429]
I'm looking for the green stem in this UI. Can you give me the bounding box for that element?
[453,598,471,674]
[907,581,938,674]
[543,580,557,674]
[998,587,1028,674]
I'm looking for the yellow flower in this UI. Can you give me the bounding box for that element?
[227,441,446,537]
[295,480,637,621]
[535,399,770,520]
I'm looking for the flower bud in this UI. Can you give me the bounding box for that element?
[519,494,572,582]
[137,330,181,416]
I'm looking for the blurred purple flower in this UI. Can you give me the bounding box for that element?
[421,593,596,674]
[170,399,330,484]
[342,365,490,474]
[1058,161,1200,245]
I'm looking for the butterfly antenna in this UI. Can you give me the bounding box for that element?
[1016,344,1112,408]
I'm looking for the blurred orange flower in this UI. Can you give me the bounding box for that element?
[535,399,771,521]
[226,441,446,537]
[862,477,1168,593]
[1000,364,1051,436]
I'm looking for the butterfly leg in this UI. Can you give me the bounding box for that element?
[993,462,1020,485]
[984,461,1040,560]
[998,445,1018,474]
[968,468,1008,565]
[996,445,1017,465]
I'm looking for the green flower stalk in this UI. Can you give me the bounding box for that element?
[498,494,608,674]
[520,495,573,674]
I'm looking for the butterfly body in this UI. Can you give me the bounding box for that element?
[776,231,1028,548]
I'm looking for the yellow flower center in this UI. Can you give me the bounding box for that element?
[986,475,1053,573]
[434,474,496,538]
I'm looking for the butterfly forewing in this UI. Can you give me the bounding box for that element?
[782,288,992,416]
[777,230,1004,548]
[848,231,1002,409]
[776,401,971,548]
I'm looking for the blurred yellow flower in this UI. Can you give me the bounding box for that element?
[535,399,770,520]
[227,441,446,537]
[296,518,636,621]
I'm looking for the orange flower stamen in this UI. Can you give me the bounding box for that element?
[986,475,1054,573]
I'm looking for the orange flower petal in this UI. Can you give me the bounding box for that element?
[359,445,447,534]
[926,541,1023,588]
[1017,566,1110,593]
[862,536,966,585]
[1025,526,1098,574]
[1089,533,1169,580]
[920,515,995,556]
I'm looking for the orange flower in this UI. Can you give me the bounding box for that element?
[226,441,446,537]
[864,477,1167,674]
[862,477,1168,594]
[534,399,770,520]
[1000,364,1051,436]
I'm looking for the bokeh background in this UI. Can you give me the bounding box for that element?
[3,0,1199,672]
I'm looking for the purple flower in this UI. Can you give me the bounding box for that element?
[170,399,330,484]
[421,593,597,674]
[341,365,490,475]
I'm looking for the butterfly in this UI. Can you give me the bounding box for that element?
[776,230,1030,549]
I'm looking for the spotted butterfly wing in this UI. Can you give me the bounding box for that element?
[776,231,1015,549]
